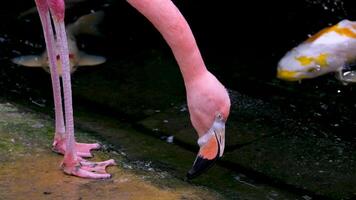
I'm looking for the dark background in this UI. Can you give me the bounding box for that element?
[1,0,356,140]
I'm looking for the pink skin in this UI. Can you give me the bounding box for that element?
[127,0,231,137]
[35,0,98,158]
[34,0,115,178]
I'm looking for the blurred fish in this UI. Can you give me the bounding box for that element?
[18,0,86,19]
[277,19,356,84]
[13,11,106,75]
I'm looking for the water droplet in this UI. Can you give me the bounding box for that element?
[166,136,174,143]
[302,195,312,200]
[32,123,44,129]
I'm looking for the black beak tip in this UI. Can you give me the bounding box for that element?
[186,155,219,180]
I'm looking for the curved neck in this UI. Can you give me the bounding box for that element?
[128,0,207,84]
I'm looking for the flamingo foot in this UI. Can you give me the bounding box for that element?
[52,135,101,158]
[61,158,116,179]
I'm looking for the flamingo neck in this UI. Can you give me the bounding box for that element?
[128,0,208,84]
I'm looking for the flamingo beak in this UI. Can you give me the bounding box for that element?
[186,114,225,179]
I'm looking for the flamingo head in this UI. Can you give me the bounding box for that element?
[185,72,230,179]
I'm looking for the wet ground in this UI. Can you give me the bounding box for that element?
[0,98,308,200]
[0,102,224,200]
[0,49,356,200]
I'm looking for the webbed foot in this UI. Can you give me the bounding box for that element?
[52,135,101,158]
[61,158,116,179]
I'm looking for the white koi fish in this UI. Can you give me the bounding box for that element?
[12,11,106,75]
[277,19,356,84]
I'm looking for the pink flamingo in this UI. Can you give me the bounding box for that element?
[128,0,231,179]
[35,0,230,179]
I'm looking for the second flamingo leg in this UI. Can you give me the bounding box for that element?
[49,0,115,178]
[35,0,102,158]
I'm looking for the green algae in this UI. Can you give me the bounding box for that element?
[0,102,224,200]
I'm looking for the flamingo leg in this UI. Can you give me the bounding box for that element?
[34,0,115,178]
[34,0,66,150]
[34,0,100,158]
